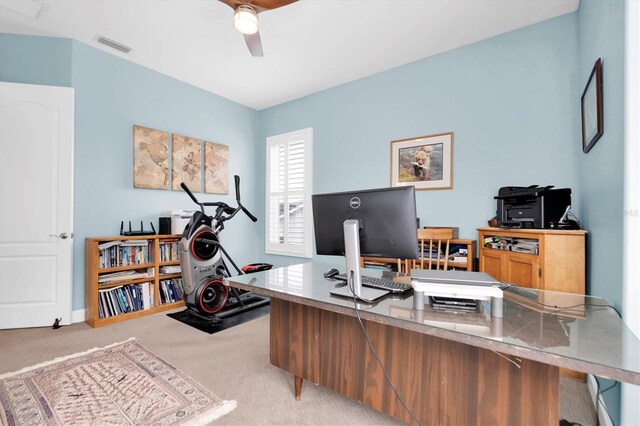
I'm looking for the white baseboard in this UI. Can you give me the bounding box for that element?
[587,374,615,426]
[71,309,85,324]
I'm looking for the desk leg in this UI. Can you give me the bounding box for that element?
[294,376,303,400]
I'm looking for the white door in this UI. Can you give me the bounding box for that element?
[0,82,74,329]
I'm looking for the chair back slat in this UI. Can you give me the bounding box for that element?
[415,228,455,271]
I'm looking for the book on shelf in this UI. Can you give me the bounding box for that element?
[98,269,154,284]
[159,265,181,274]
[141,282,151,310]
[120,239,149,246]
[122,287,134,311]
[159,281,167,304]
[129,286,139,311]
[98,241,121,250]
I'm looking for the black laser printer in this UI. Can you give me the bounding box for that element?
[495,185,571,229]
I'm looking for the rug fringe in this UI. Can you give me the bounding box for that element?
[0,337,137,379]
[183,399,237,425]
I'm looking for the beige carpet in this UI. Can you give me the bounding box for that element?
[0,310,596,425]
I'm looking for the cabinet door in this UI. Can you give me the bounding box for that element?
[505,253,539,289]
[480,250,503,281]
[541,234,585,294]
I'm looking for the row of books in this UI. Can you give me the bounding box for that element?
[98,240,152,268]
[159,241,179,262]
[159,278,185,304]
[98,282,154,319]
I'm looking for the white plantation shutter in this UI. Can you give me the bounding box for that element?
[266,128,313,257]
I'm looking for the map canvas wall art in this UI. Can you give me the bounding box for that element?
[172,134,202,192]
[204,141,229,194]
[133,125,169,190]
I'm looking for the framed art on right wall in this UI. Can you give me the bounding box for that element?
[581,58,603,153]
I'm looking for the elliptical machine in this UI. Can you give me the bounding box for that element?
[179,175,269,326]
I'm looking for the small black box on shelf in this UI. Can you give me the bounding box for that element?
[159,217,171,235]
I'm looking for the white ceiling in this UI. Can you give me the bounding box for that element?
[0,0,579,110]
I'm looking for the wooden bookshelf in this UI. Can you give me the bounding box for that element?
[361,238,476,272]
[85,234,184,327]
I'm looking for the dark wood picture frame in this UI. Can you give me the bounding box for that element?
[581,58,603,153]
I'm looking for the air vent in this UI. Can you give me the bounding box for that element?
[96,35,131,53]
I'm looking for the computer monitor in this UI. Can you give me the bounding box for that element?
[312,186,419,300]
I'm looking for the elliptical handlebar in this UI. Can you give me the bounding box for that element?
[241,206,258,222]
[235,176,258,222]
[234,175,241,204]
[181,175,257,224]
[180,182,202,211]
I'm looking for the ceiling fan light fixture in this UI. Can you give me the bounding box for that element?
[233,5,259,35]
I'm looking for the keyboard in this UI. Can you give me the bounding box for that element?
[335,273,412,294]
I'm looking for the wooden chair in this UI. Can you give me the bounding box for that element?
[411,227,455,271]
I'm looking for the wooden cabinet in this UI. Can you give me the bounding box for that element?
[478,227,586,294]
[85,234,184,327]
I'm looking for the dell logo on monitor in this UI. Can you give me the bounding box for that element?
[349,197,361,209]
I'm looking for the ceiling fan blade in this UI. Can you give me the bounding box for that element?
[250,0,297,11]
[218,0,237,10]
[218,0,296,13]
[244,32,263,57]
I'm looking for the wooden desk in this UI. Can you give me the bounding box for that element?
[227,263,640,426]
[270,298,557,425]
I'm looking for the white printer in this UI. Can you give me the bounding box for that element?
[160,210,196,235]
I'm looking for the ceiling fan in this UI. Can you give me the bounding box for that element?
[219,0,297,57]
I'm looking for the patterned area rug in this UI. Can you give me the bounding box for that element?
[0,338,236,425]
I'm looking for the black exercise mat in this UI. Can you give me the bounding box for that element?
[167,304,270,334]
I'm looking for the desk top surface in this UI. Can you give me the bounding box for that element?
[227,262,640,385]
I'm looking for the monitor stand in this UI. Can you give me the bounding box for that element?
[332,219,390,303]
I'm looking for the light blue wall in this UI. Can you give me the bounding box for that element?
[577,0,625,309]
[0,33,72,87]
[577,0,626,422]
[259,14,580,266]
[1,34,262,311]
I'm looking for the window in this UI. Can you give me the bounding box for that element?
[265,128,313,257]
